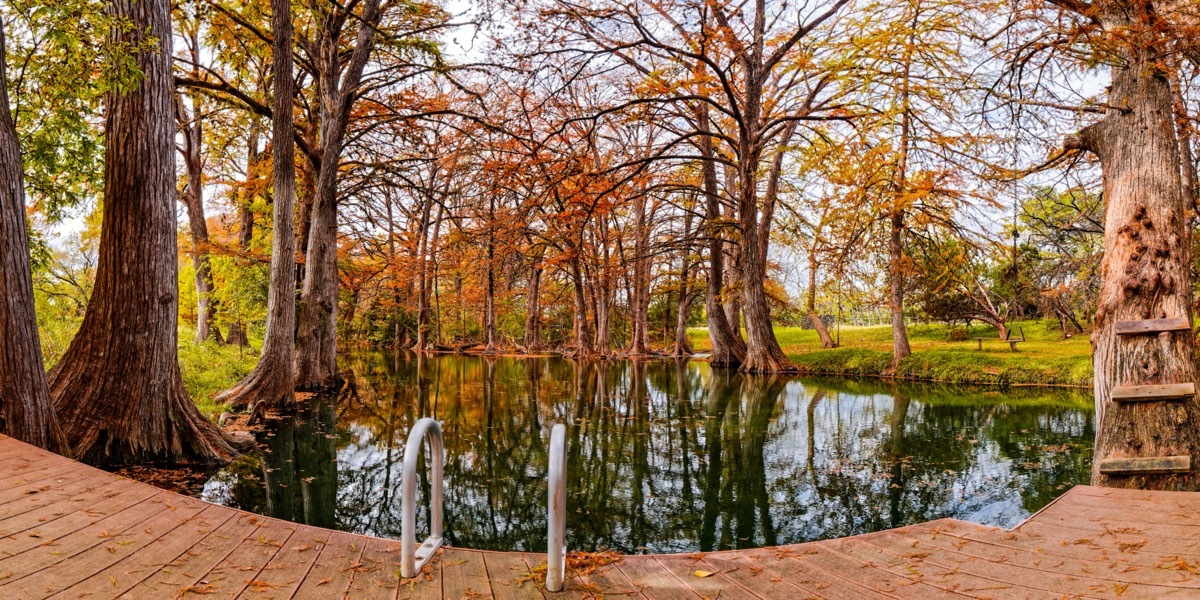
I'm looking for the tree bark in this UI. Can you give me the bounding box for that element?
[886,209,911,372]
[628,192,654,356]
[216,0,298,413]
[1170,72,1197,214]
[568,253,593,357]
[0,21,68,453]
[524,250,543,351]
[696,106,745,368]
[592,223,613,356]
[415,201,442,350]
[49,0,234,465]
[885,13,916,375]
[294,0,382,389]
[483,196,498,352]
[807,249,835,348]
[1082,44,1200,490]
[673,206,695,356]
[736,65,797,374]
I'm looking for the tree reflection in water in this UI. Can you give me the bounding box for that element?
[202,352,1094,553]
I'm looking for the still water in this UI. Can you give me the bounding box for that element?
[202,352,1094,554]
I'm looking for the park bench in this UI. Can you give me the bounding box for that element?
[973,325,1025,352]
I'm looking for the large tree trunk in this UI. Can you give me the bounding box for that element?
[293,135,341,389]
[628,193,654,356]
[524,251,543,351]
[696,106,745,368]
[0,23,67,453]
[415,201,442,350]
[49,0,234,465]
[216,0,298,413]
[294,0,382,389]
[736,72,796,374]
[885,26,915,375]
[886,210,911,373]
[1078,46,1200,490]
[483,196,498,353]
[568,254,593,358]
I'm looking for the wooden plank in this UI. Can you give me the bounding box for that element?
[1116,317,1192,335]
[652,553,760,600]
[0,482,159,558]
[115,512,264,599]
[1112,383,1195,401]
[48,504,238,599]
[481,551,543,600]
[571,555,645,598]
[289,530,367,599]
[0,491,172,590]
[235,524,331,598]
[803,540,979,599]
[0,470,122,526]
[0,475,142,541]
[694,550,832,600]
[1099,455,1191,475]
[7,495,212,597]
[517,552,590,599]
[856,530,1175,599]
[831,535,1037,599]
[615,555,700,599]
[347,536,405,598]
[396,548,444,600]
[441,548,494,599]
[900,523,1200,590]
[188,517,296,597]
[0,454,87,487]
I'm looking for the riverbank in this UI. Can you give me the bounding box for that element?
[688,320,1093,388]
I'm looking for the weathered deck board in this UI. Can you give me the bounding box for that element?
[7,434,1200,598]
[289,530,367,599]
[49,504,239,599]
[191,516,296,596]
[481,551,542,600]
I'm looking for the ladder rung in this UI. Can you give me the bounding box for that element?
[1115,317,1192,335]
[1111,383,1195,402]
[1098,455,1191,475]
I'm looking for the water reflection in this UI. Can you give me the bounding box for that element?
[202,352,1094,553]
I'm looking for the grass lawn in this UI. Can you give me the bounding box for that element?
[688,319,1094,387]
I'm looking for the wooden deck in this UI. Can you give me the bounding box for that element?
[3,435,1200,598]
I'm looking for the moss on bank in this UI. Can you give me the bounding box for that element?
[688,320,1093,388]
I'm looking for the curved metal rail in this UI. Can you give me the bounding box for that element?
[401,417,444,579]
[547,423,568,592]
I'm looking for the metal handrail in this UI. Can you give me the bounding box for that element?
[401,417,444,579]
[546,423,568,592]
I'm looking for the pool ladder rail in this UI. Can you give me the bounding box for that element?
[398,419,570,591]
[400,417,444,579]
[547,423,568,592]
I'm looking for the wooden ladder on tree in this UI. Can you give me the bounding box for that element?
[1098,317,1194,476]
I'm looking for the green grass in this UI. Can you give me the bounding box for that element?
[178,338,260,420]
[688,319,1093,387]
[40,317,260,421]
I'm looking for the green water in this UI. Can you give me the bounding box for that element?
[202,352,1094,553]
